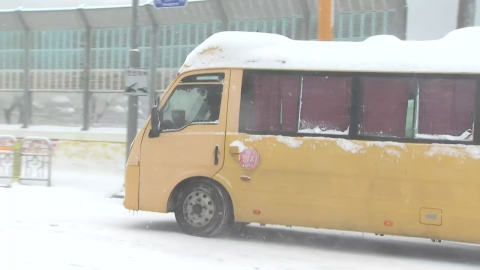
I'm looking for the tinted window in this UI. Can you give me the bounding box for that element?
[299,76,352,135]
[240,73,301,133]
[239,70,478,143]
[417,78,476,141]
[240,73,352,135]
[358,77,413,138]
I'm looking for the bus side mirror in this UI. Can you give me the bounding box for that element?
[149,107,162,138]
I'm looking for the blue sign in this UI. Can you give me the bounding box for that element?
[153,0,188,8]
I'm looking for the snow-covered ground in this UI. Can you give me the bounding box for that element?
[1,169,480,270]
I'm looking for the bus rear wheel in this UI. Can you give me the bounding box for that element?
[174,179,232,237]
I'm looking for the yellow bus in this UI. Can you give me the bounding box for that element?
[124,28,480,244]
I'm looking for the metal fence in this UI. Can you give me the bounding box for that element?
[0,135,16,187]
[0,135,53,187]
[0,0,407,129]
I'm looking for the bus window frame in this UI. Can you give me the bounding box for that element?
[153,71,227,134]
[239,69,480,146]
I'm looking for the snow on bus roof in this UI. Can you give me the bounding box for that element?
[180,27,480,75]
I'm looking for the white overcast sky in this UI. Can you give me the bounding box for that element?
[0,0,204,9]
[1,0,133,9]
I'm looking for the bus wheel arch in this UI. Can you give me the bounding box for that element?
[167,177,235,237]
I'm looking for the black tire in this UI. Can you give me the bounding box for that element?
[174,179,233,237]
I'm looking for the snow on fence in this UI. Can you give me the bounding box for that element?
[0,135,17,188]
[0,135,53,187]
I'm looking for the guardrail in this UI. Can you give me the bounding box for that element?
[0,135,17,188]
[0,135,53,187]
[20,137,53,187]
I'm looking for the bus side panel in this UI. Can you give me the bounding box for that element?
[123,126,147,211]
[219,69,480,245]
[124,165,140,210]
[222,134,480,244]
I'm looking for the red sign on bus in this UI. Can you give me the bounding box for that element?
[239,148,260,170]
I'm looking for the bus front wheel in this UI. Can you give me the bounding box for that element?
[174,179,233,237]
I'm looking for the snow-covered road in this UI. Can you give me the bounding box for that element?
[1,171,479,270]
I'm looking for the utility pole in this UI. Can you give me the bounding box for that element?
[127,0,140,162]
[318,0,334,41]
[457,0,476,29]
[113,0,140,199]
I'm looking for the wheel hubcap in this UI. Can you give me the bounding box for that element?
[183,190,215,227]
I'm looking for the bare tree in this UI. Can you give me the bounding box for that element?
[3,96,24,124]
[91,94,123,124]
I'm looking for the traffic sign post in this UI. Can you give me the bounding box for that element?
[126,0,140,165]
[153,0,188,8]
[125,67,148,96]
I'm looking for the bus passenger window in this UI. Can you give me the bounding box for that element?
[239,72,352,136]
[358,77,413,138]
[416,78,476,141]
[239,73,301,133]
[299,76,352,135]
[160,84,223,131]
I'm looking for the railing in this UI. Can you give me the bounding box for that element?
[0,135,17,187]
[0,135,53,187]
[19,137,53,186]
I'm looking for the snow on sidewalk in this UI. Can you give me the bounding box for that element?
[1,173,480,270]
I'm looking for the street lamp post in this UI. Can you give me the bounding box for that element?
[127,0,140,162]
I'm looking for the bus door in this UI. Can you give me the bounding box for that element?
[138,70,231,212]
